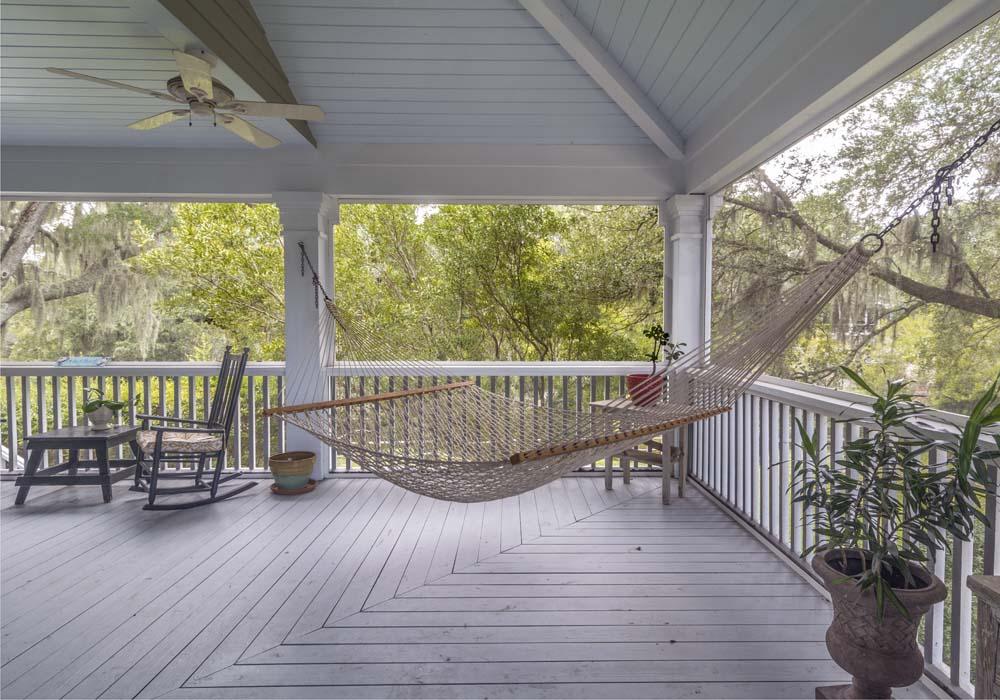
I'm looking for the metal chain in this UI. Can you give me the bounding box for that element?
[298,241,331,308]
[873,117,1000,253]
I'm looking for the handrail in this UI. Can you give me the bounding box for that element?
[0,361,285,377]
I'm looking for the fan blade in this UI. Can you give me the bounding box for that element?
[128,110,189,130]
[221,115,280,148]
[173,51,213,101]
[46,68,183,103]
[218,100,324,121]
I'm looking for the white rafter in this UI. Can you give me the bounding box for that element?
[519,0,685,161]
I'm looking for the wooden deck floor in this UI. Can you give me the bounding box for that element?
[1,475,939,699]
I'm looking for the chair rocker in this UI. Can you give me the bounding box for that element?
[132,347,257,510]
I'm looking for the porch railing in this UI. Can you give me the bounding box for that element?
[0,361,647,473]
[689,375,998,698]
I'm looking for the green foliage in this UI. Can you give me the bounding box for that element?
[714,17,1000,411]
[333,203,662,362]
[81,386,136,414]
[139,203,285,359]
[640,323,685,373]
[789,367,1000,616]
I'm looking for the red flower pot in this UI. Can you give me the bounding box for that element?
[626,373,660,407]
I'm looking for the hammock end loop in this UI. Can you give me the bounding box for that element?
[858,233,884,257]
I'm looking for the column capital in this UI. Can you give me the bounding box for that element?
[660,193,722,223]
[274,191,339,233]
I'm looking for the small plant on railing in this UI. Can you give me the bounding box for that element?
[627,324,685,406]
[640,323,685,375]
[789,366,999,699]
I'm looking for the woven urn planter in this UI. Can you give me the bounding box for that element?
[268,451,315,493]
[812,549,947,699]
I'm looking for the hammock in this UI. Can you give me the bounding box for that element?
[262,114,997,503]
[266,241,874,502]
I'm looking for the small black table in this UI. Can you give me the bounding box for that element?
[14,425,141,505]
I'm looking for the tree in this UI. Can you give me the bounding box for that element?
[1,201,173,356]
[139,203,285,360]
[712,16,1000,410]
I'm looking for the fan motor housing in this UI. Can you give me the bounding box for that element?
[166,75,234,109]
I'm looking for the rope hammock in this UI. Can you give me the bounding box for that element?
[264,118,999,503]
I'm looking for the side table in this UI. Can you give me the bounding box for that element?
[14,425,141,505]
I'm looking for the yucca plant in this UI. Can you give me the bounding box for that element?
[790,367,1000,617]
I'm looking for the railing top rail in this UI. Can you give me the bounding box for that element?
[322,361,651,377]
[0,361,286,377]
[2,360,651,378]
[753,374,997,448]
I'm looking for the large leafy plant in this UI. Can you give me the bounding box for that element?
[790,367,1000,615]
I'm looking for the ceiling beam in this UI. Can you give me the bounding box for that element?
[1,144,683,203]
[519,0,685,160]
[136,0,317,147]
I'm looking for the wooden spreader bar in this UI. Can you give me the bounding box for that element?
[508,405,731,465]
[261,380,475,417]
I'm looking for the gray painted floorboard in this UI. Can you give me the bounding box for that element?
[1,475,938,699]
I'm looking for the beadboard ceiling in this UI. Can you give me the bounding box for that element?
[3,0,824,148]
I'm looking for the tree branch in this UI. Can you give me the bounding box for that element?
[1,202,55,286]
[726,172,1000,319]
[1,263,105,325]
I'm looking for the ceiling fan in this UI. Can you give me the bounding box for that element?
[46,50,324,148]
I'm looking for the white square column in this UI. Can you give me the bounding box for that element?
[659,194,722,351]
[276,192,338,480]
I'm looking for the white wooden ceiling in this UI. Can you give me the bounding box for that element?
[1,0,994,200]
[564,0,819,138]
[0,0,301,148]
[2,0,828,149]
[251,0,648,145]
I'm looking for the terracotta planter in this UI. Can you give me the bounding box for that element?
[626,373,660,406]
[812,549,947,699]
[268,451,315,492]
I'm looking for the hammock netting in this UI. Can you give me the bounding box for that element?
[269,241,876,502]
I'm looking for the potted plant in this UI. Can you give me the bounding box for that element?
[626,323,685,406]
[268,451,316,494]
[790,367,999,699]
[82,388,133,430]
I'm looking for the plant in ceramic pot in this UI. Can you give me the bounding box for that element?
[82,388,132,430]
[790,367,1000,699]
[626,324,685,407]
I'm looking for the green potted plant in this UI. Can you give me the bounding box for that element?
[790,367,999,699]
[626,323,685,406]
[82,387,133,430]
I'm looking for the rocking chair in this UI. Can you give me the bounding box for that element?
[132,347,257,510]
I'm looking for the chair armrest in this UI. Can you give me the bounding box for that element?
[136,414,211,429]
[146,425,224,435]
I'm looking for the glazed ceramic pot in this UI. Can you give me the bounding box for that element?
[268,451,316,491]
[85,406,114,430]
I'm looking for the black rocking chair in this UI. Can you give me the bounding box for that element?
[132,347,257,510]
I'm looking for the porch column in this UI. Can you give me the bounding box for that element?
[276,192,338,481]
[659,194,721,350]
